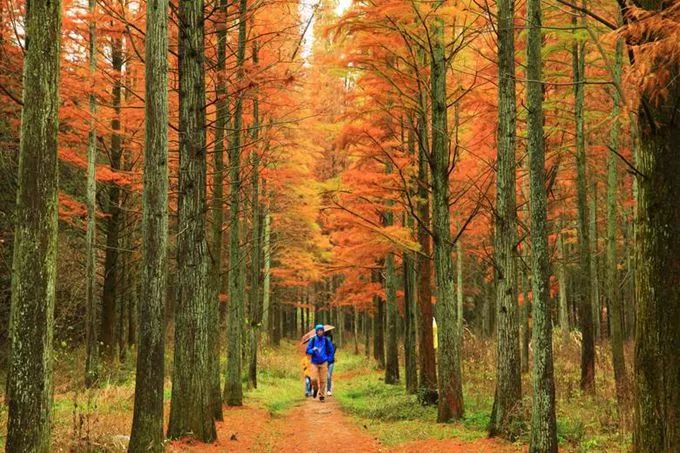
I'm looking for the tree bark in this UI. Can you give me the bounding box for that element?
[416,93,437,393]
[100,34,125,359]
[6,0,61,448]
[572,9,595,393]
[128,0,169,448]
[384,251,400,384]
[85,0,99,388]
[490,0,522,435]
[208,0,228,421]
[632,1,680,447]
[403,251,418,394]
[431,10,464,422]
[606,36,629,419]
[526,0,558,448]
[224,0,248,407]
[167,0,216,440]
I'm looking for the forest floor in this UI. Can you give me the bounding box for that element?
[0,334,632,452]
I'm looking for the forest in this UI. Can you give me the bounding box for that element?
[0,0,678,450]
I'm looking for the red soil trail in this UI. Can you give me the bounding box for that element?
[270,397,384,453]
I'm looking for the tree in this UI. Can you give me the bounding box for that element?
[128,0,170,449]
[431,5,464,422]
[167,0,217,440]
[6,0,61,449]
[526,0,557,448]
[489,0,522,437]
[84,0,99,388]
[625,4,680,450]
[572,8,595,394]
[606,35,629,417]
[224,0,248,407]
[208,0,228,421]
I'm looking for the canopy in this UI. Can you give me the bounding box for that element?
[300,324,335,344]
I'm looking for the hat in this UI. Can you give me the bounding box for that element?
[315,324,325,332]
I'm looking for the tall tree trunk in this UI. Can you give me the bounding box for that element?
[456,236,464,340]
[353,307,360,355]
[373,293,385,369]
[431,10,464,422]
[85,0,99,388]
[262,202,271,339]
[520,271,530,374]
[632,2,680,448]
[6,0,61,448]
[606,36,629,420]
[208,0,228,422]
[572,10,595,393]
[224,0,248,406]
[589,181,601,340]
[248,37,262,390]
[101,35,124,358]
[490,0,521,436]
[167,0,216,440]
[384,251,400,384]
[404,251,418,394]
[557,224,570,343]
[128,0,169,448]
[526,0,558,448]
[416,95,437,393]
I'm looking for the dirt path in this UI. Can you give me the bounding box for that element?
[268,397,384,453]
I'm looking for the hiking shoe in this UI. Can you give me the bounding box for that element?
[328,391,332,396]
[319,396,325,402]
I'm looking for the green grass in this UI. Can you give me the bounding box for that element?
[333,361,494,446]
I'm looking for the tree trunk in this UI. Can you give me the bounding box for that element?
[404,251,418,394]
[606,36,629,420]
[632,2,680,446]
[490,0,522,435]
[526,0,558,448]
[224,0,248,407]
[248,38,262,390]
[101,35,124,359]
[589,180,601,340]
[373,293,385,369]
[6,0,61,448]
[384,252,400,384]
[431,10,464,422]
[85,0,99,388]
[520,271,530,374]
[416,96,437,392]
[572,10,595,393]
[557,225,570,343]
[262,204,271,339]
[167,0,216,440]
[128,0,169,448]
[208,0,228,422]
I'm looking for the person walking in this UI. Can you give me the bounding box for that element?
[325,333,336,396]
[306,324,332,402]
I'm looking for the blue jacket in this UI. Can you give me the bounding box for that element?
[306,335,332,365]
[327,339,336,364]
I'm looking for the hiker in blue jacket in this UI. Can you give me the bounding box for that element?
[325,333,336,396]
[306,324,332,402]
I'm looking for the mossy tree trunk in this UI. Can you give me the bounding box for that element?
[416,95,437,393]
[526,0,558,448]
[224,0,248,407]
[207,0,228,422]
[431,9,464,422]
[101,33,124,359]
[490,0,522,436]
[384,250,400,384]
[85,0,99,388]
[167,0,216,441]
[572,8,595,393]
[128,0,169,448]
[606,36,629,419]
[6,0,61,449]
[632,1,680,448]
